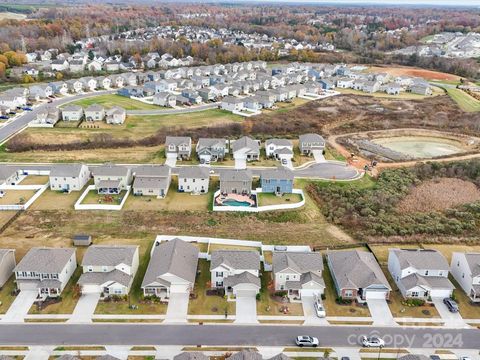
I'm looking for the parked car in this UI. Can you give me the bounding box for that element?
[429,356,440,360]
[0,115,8,120]
[295,336,319,347]
[459,357,471,360]
[341,358,350,360]
[8,111,16,115]
[314,296,326,318]
[22,107,32,111]
[361,336,385,348]
[47,99,53,103]
[443,298,459,313]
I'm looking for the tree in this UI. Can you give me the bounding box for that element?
[88,50,94,61]
[55,72,63,80]
[22,74,34,84]
[0,62,5,78]
[0,54,7,67]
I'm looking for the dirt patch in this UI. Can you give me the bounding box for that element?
[368,65,460,82]
[398,178,480,213]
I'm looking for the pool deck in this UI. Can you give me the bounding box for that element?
[215,193,256,207]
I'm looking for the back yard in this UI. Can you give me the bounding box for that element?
[62,94,160,111]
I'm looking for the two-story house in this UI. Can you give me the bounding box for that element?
[210,250,261,296]
[177,167,210,194]
[265,139,294,162]
[272,251,325,300]
[78,245,139,296]
[388,249,454,300]
[231,136,260,163]
[91,164,133,195]
[14,247,77,299]
[165,136,192,161]
[298,133,325,156]
[49,163,90,192]
[260,168,294,195]
[451,252,480,303]
[196,138,227,163]
[219,169,253,195]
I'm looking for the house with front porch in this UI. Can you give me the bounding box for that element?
[272,251,325,300]
[14,247,77,299]
[196,138,227,163]
[265,139,293,162]
[388,249,454,300]
[210,250,261,296]
[141,239,199,301]
[165,136,192,161]
[451,252,480,303]
[231,136,260,162]
[78,245,139,296]
[298,133,325,156]
[91,164,132,195]
[327,249,391,301]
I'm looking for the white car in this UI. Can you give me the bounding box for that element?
[295,335,319,347]
[314,299,326,318]
[361,336,385,348]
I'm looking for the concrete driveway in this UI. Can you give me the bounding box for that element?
[1,290,37,323]
[165,154,177,168]
[234,158,247,170]
[432,297,468,328]
[165,292,189,323]
[69,292,101,323]
[234,290,258,324]
[312,150,326,163]
[366,299,396,326]
[301,296,328,325]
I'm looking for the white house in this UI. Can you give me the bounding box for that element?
[84,104,106,121]
[78,245,139,296]
[177,167,210,194]
[210,250,261,296]
[106,107,126,125]
[265,139,294,162]
[62,105,83,122]
[91,164,132,195]
[451,252,480,303]
[388,249,454,300]
[49,164,90,192]
[221,97,244,112]
[14,247,77,299]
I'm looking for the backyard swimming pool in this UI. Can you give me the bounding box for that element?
[222,199,253,207]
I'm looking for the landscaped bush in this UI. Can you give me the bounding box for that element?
[274,290,288,297]
[402,298,425,307]
[336,296,353,305]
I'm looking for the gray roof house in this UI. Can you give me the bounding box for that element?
[84,104,106,122]
[210,250,261,295]
[61,105,83,122]
[165,136,192,160]
[451,252,480,302]
[14,247,77,298]
[133,165,171,198]
[141,239,199,300]
[327,250,391,301]
[273,252,325,300]
[177,167,210,194]
[91,164,132,195]
[196,138,227,163]
[298,133,325,156]
[78,245,139,296]
[0,249,15,288]
[388,249,454,299]
[0,166,20,186]
[49,163,90,192]
[228,350,263,360]
[173,353,209,360]
[219,169,253,195]
[231,136,260,162]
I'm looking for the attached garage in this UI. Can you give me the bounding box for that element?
[364,289,389,300]
[81,284,102,294]
[17,281,38,291]
[300,288,322,298]
[430,288,453,298]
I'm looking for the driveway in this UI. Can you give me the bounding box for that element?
[165,292,189,323]
[312,150,326,163]
[234,158,247,170]
[366,299,396,326]
[432,297,468,328]
[234,290,258,324]
[1,290,37,323]
[165,154,177,168]
[301,296,328,325]
[69,292,101,323]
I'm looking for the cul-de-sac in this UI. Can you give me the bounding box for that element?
[0,1,479,360]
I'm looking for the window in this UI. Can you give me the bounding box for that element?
[344,290,353,298]
[425,270,429,276]
[52,274,58,279]
[286,275,290,281]
[411,291,419,297]
[216,272,223,277]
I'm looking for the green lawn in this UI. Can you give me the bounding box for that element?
[0,277,16,314]
[63,94,160,111]
[443,87,480,112]
[257,193,303,206]
[81,190,127,205]
[188,259,235,315]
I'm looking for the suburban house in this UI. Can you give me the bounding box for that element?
[177,167,210,194]
[153,92,177,107]
[33,107,60,126]
[260,168,294,195]
[265,139,293,161]
[106,107,126,125]
[231,136,260,162]
[210,250,261,296]
[78,245,139,296]
[14,247,77,299]
[0,249,15,288]
[196,138,227,163]
[298,133,325,156]
[132,165,171,198]
[327,249,391,301]
[91,164,133,195]
[141,239,199,300]
[174,352,209,360]
[165,136,192,160]
[220,169,253,195]
[388,249,454,299]
[62,105,84,122]
[49,163,90,192]
[450,252,480,303]
[272,251,325,300]
[84,104,106,121]
[221,97,244,112]
[0,166,21,186]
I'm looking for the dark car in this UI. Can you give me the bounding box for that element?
[341,357,350,360]
[22,107,33,111]
[8,111,16,115]
[443,298,459,312]
[0,115,8,120]
[430,356,441,360]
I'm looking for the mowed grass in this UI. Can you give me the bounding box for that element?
[257,193,303,206]
[0,277,16,314]
[439,86,480,112]
[63,94,159,111]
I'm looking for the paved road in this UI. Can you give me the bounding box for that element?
[0,90,117,145]
[127,103,219,115]
[0,324,478,349]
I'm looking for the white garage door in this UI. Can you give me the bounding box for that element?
[365,290,388,300]
[17,281,38,291]
[81,284,101,294]
[300,289,321,298]
[430,289,452,298]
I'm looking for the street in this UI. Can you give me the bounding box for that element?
[0,324,478,349]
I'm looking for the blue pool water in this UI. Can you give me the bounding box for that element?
[222,199,252,207]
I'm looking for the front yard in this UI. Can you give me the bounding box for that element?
[188,259,235,316]
[256,271,303,316]
[0,277,16,314]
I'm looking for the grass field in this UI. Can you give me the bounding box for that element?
[0,277,16,314]
[63,94,160,111]
[440,87,480,112]
[257,193,303,206]
[336,87,443,99]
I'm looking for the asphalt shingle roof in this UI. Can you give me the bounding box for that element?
[210,250,260,271]
[81,245,138,267]
[15,247,75,273]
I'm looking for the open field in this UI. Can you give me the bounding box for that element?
[337,87,443,99]
[438,86,480,112]
[62,94,160,111]
[257,193,303,206]
[0,12,27,20]
[366,65,461,82]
